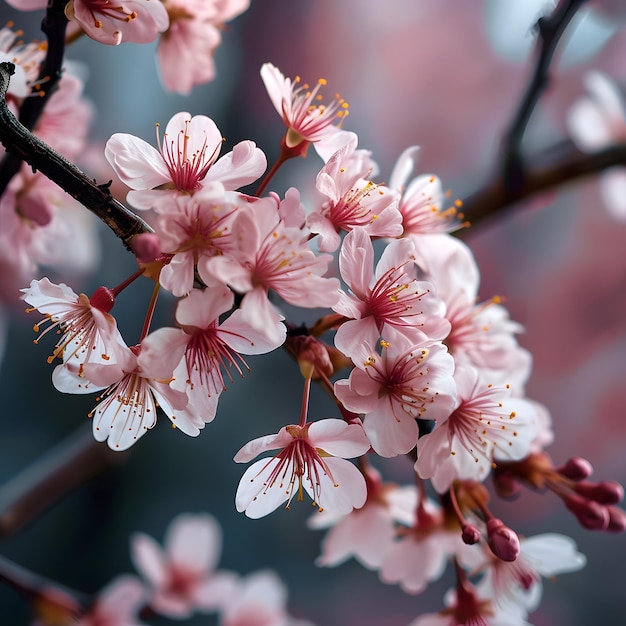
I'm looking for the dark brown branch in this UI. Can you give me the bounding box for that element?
[0,425,128,540]
[462,141,626,226]
[0,553,90,614]
[501,0,588,192]
[0,0,69,197]
[0,62,152,250]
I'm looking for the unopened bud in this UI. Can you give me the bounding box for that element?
[607,506,626,533]
[89,286,115,313]
[131,233,162,263]
[557,457,593,481]
[574,480,624,506]
[462,524,481,545]
[565,494,609,531]
[486,518,520,561]
[295,336,333,379]
[493,471,521,499]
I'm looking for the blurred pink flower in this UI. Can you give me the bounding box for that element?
[78,575,147,626]
[132,513,237,618]
[158,0,250,94]
[219,570,312,626]
[567,70,626,220]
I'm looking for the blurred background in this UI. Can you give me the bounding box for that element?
[1,0,626,624]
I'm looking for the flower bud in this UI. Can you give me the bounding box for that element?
[564,494,609,531]
[607,506,626,533]
[462,524,481,545]
[89,286,116,313]
[557,457,593,481]
[131,233,162,263]
[574,480,624,506]
[486,518,520,561]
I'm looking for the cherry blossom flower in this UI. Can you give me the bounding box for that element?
[53,340,203,450]
[567,70,626,220]
[131,512,237,618]
[21,277,127,369]
[333,228,449,357]
[309,468,417,570]
[409,583,532,626]
[379,498,465,595]
[334,334,456,457]
[234,419,370,519]
[205,193,340,347]
[416,365,539,493]
[64,0,169,46]
[308,140,403,252]
[139,286,284,422]
[0,24,46,108]
[150,184,243,296]
[158,0,250,94]
[389,146,465,237]
[105,111,266,210]
[461,533,586,616]
[260,62,351,156]
[219,570,312,626]
[417,234,532,389]
[77,575,147,626]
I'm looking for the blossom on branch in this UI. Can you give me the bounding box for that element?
[335,334,456,457]
[105,111,265,210]
[333,228,449,356]
[65,0,169,46]
[234,419,370,518]
[260,62,352,157]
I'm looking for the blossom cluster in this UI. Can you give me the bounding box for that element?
[3,2,626,622]
[18,58,626,625]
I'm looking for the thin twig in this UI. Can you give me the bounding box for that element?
[462,140,626,226]
[501,0,588,192]
[0,553,90,614]
[0,62,152,251]
[0,0,69,197]
[0,425,128,540]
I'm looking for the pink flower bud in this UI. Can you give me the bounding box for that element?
[574,480,624,505]
[486,518,520,561]
[493,471,521,499]
[607,506,626,533]
[462,524,481,545]
[557,456,594,481]
[89,286,116,313]
[565,494,610,530]
[131,233,162,263]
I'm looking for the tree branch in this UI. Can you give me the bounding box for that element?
[0,0,69,197]
[0,62,152,251]
[501,0,588,192]
[0,425,128,540]
[462,140,626,226]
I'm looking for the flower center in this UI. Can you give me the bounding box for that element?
[156,119,221,192]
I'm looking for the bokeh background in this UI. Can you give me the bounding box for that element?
[1,0,626,624]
